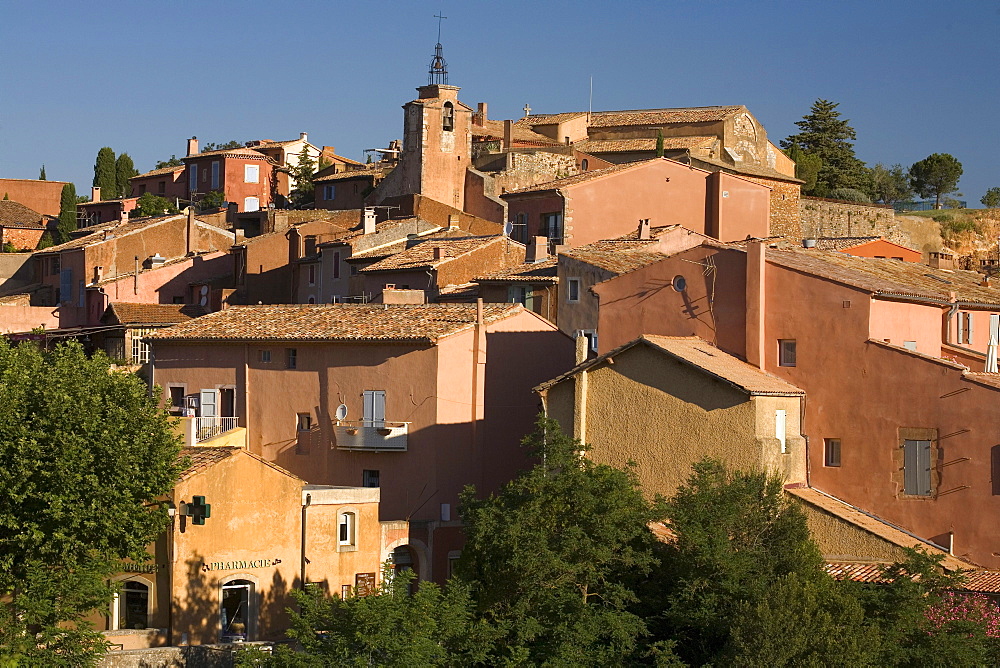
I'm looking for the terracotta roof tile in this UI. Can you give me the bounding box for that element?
[811,236,882,251]
[104,303,209,326]
[516,112,588,125]
[314,167,385,183]
[35,214,187,254]
[133,165,185,179]
[787,486,975,570]
[518,106,743,130]
[962,570,1000,593]
[504,160,657,195]
[471,120,560,145]
[359,236,507,272]
[560,239,666,275]
[824,562,893,583]
[185,147,273,161]
[475,257,558,283]
[0,200,48,228]
[690,155,802,183]
[148,303,524,344]
[767,248,1000,307]
[178,446,240,480]
[575,136,716,153]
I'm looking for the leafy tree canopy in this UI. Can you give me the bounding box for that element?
[197,190,226,211]
[154,155,184,169]
[202,140,245,152]
[93,147,117,198]
[782,99,871,197]
[115,153,138,200]
[131,192,180,218]
[871,163,914,205]
[288,146,318,208]
[909,153,963,209]
[0,341,183,665]
[983,187,1000,209]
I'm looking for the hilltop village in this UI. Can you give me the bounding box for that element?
[4,49,1000,660]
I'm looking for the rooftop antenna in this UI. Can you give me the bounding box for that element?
[588,76,593,124]
[428,11,448,85]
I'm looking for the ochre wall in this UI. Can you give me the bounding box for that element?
[869,299,944,357]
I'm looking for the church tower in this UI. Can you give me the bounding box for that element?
[378,36,473,210]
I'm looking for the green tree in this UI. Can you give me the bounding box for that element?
[909,153,963,209]
[457,416,665,665]
[115,153,138,199]
[871,163,913,205]
[980,187,1000,209]
[288,146,318,208]
[154,155,183,169]
[131,193,180,218]
[0,340,183,666]
[828,187,871,203]
[56,183,78,243]
[782,99,870,196]
[641,459,826,666]
[39,164,46,180]
[655,129,665,158]
[197,190,226,211]
[202,140,244,152]
[783,142,823,193]
[37,231,54,249]
[93,146,117,198]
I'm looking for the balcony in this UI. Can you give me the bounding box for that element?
[175,416,244,447]
[333,421,409,452]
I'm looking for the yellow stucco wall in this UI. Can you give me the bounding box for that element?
[799,502,912,563]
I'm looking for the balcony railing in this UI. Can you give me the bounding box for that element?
[333,421,409,452]
[195,416,240,443]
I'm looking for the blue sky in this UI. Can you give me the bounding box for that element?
[3,1,998,204]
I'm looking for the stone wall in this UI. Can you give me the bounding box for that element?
[98,643,271,668]
[481,149,580,194]
[738,175,801,239]
[799,197,900,243]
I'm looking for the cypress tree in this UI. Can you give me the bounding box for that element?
[56,183,78,244]
[93,147,117,199]
[39,165,46,180]
[655,130,665,158]
[115,153,138,199]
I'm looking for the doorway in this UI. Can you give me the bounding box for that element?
[221,579,253,642]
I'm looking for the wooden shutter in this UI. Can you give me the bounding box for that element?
[199,389,218,418]
[904,439,932,496]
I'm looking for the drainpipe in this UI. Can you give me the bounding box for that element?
[243,344,250,450]
[134,256,139,295]
[745,240,766,368]
[945,291,959,347]
[300,493,311,587]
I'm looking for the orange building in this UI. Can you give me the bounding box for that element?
[591,240,1000,568]
[147,303,574,581]
[96,446,388,649]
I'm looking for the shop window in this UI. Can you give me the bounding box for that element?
[778,339,797,367]
[825,438,841,467]
[221,579,253,642]
[113,579,151,630]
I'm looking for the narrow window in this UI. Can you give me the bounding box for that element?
[244,164,259,183]
[775,409,787,453]
[581,159,589,171]
[339,511,356,546]
[286,348,297,369]
[297,413,312,431]
[260,350,271,363]
[211,161,220,189]
[824,438,841,467]
[362,390,386,428]
[567,278,581,303]
[362,470,380,488]
[157,180,165,194]
[903,439,932,496]
[333,251,341,279]
[442,102,454,131]
[308,264,316,286]
[189,164,198,192]
[139,183,147,194]
[778,339,797,367]
[324,185,336,200]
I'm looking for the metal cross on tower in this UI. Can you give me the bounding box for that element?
[428,12,449,85]
[523,103,532,117]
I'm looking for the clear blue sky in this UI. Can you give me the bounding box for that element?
[2,1,998,204]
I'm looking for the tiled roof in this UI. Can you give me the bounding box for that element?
[185,147,272,160]
[560,239,665,275]
[359,236,506,272]
[536,335,803,396]
[824,562,893,583]
[475,257,558,283]
[642,335,804,395]
[786,486,975,571]
[574,136,716,154]
[148,303,524,344]
[133,165,185,179]
[314,168,383,183]
[104,303,209,326]
[34,214,186,254]
[0,200,47,228]
[178,446,301,482]
[690,155,802,183]
[518,106,743,130]
[517,112,588,125]
[962,570,1000,593]
[504,160,656,195]
[471,120,560,145]
[767,248,1000,307]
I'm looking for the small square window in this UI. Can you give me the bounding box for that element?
[567,278,581,303]
[778,339,797,367]
[341,584,352,598]
[824,438,841,467]
[244,164,259,183]
[297,413,312,431]
[362,470,380,488]
[286,348,297,369]
[260,350,271,363]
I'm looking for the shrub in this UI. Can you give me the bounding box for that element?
[828,188,872,203]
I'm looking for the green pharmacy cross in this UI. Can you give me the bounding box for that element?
[187,495,212,525]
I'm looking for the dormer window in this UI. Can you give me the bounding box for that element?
[442,102,454,132]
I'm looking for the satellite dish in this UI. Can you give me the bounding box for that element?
[503,221,513,237]
[335,404,348,421]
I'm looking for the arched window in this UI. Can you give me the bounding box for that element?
[442,102,454,132]
[112,578,151,630]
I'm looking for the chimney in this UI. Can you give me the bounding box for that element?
[187,136,199,156]
[575,332,589,365]
[447,214,460,230]
[186,206,196,255]
[299,132,308,142]
[433,246,444,261]
[745,240,766,368]
[120,207,129,224]
[525,236,548,263]
[638,219,651,240]
[91,187,101,202]
[362,207,376,235]
[503,120,513,150]
[475,102,487,126]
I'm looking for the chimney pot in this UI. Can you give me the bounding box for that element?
[638,219,651,240]
[300,132,308,142]
[187,136,199,156]
[433,246,444,261]
[503,120,513,150]
[91,187,101,202]
[362,207,376,235]
[525,236,548,263]
[475,102,487,126]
